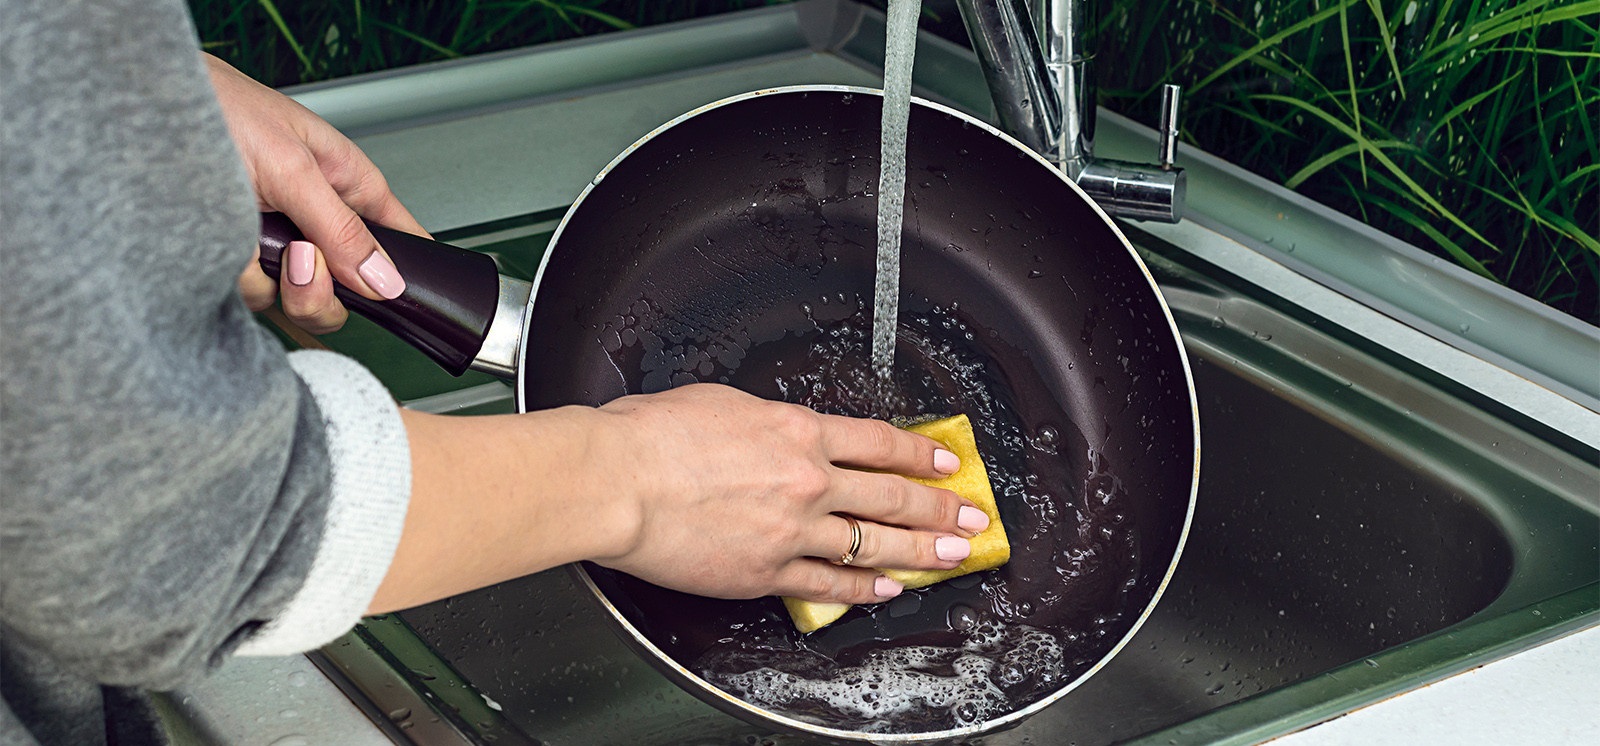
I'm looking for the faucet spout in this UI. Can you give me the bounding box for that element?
[954,0,1063,164]
[956,0,1185,222]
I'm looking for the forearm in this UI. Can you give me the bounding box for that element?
[365,384,982,616]
[366,407,635,614]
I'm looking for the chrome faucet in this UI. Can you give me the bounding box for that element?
[956,0,1185,222]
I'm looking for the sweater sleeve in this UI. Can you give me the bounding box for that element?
[0,0,410,690]
[234,351,411,656]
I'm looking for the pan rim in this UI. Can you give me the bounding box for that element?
[518,83,1202,742]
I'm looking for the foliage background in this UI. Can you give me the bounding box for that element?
[192,0,1598,323]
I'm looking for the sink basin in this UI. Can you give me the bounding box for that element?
[301,215,1597,745]
[269,4,1596,742]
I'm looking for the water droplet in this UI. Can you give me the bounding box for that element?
[947,604,981,631]
[387,707,412,722]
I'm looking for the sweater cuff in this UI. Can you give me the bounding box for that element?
[235,350,410,656]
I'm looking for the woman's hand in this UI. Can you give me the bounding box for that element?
[369,385,992,614]
[588,384,991,604]
[205,53,426,334]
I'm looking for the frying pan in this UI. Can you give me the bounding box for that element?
[259,86,1199,741]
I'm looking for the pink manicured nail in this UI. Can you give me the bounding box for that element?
[957,505,990,533]
[935,536,971,562]
[358,251,406,300]
[874,576,904,598]
[286,240,316,286]
[933,449,960,474]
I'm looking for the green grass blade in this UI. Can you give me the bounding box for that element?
[1487,47,1600,59]
[533,0,580,34]
[1472,183,1600,256]
[561,4,634,30]
[1336,0,1367,183]
[257,0,314,76]
[459,1,542,51]
[1285,139,1420,189]
[1444,1,1600,52]
[1255,93,1497,250]
[370,19,462,59]
[1191,0,1361,95]
[1428,72,1522,138]
[450,0,479,50]
[1556,163,1600,192]
[1364,0,1407,98]
[1216,103,1304,140]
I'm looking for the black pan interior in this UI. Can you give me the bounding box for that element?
[520,89,1195,730]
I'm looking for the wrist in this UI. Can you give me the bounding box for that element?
[372,407,642,612]
[563,405,647,564]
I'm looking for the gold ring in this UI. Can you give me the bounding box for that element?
[834,515,863,566]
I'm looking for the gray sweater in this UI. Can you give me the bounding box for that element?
[1,1,412,743]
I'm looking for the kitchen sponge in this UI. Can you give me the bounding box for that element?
[781,414,1010,633]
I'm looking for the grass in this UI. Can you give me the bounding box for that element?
[190,1,782,86]
[1095,0,1599,323]
[191,0,1598,324]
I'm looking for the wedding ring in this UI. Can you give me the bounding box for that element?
[834,515,863,566]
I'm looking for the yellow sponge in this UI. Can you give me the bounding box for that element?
[781,414,1010,633]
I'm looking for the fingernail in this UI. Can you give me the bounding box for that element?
[935,536,971,562]
[874,576,903,598]
[358,251,406,300]
[286,240,316,286]
[933,449,961,474]
[957,505,990,533]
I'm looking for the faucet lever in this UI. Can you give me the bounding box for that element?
[1158,84,1181,170]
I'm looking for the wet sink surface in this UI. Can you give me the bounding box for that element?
[999,243,1596,745]
[1003,325,1518,744]
[328,223,1598,745]
[277,6,1599,741]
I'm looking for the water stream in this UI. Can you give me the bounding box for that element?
[870,0,922,382]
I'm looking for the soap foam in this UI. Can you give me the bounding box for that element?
[700,621,1065,733]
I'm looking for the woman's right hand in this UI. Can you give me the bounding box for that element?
[368,384,991,614]
[586,384,991,604]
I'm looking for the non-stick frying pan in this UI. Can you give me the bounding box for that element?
[260,86,1199,742]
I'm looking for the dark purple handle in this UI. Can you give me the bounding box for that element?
[258,212,501,376]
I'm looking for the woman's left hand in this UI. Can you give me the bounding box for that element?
[206,53,427,334]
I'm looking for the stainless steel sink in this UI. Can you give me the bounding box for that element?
[993,229,1598,744]
[268,3,1598,743]
[299,214,1597,745]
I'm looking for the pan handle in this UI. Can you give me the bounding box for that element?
[257,212,511,377]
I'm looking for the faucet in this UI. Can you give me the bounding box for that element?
[955,0,1185,222]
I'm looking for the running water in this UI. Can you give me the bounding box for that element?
[871,0,922,382]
